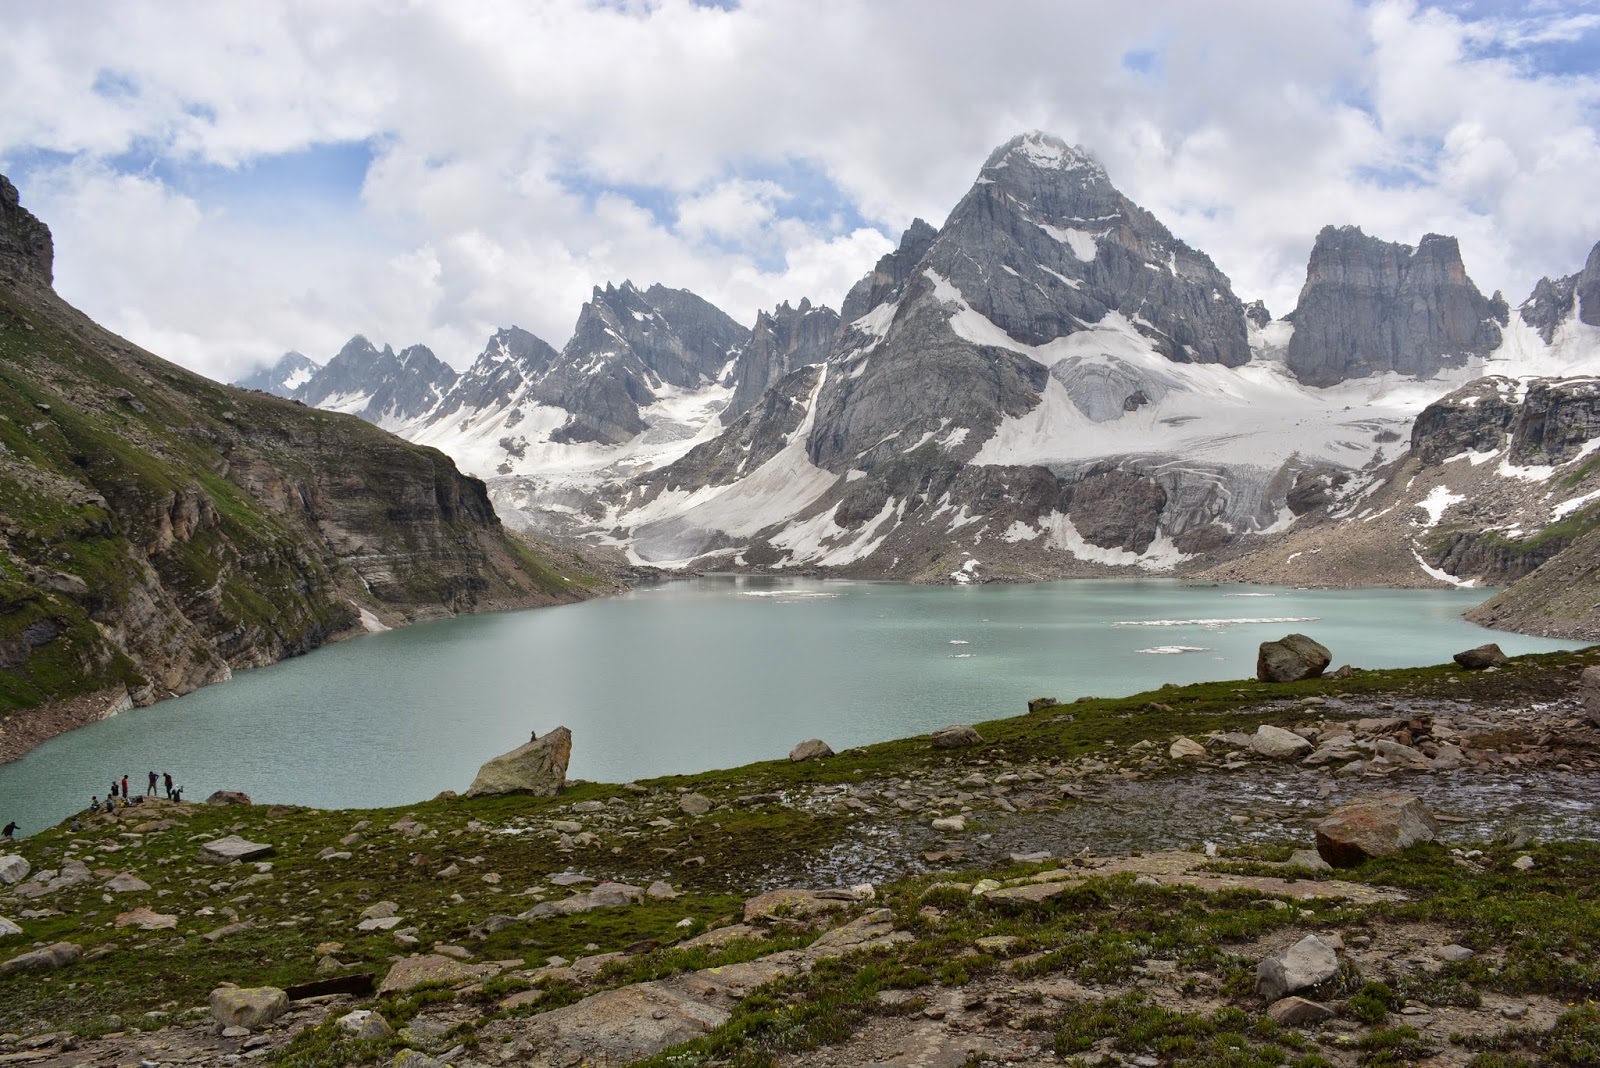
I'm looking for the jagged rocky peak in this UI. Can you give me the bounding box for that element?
[0,174,54,288]
[232,351,321,398]
[839,218,939,325]
[1285,225,1505,387]
[294,333,458,425]
[1244,300,1273,328]
[922,131,1251,364]
[570,280,747,389]
[429,325,561,421]
[722,298,839,424]
[1520,239,1600,343]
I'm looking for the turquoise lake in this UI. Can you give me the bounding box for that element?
[0,577,1584,837]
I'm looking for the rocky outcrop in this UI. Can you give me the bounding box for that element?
[465,727,572,797]
[0,175,51,288]
[1520,240,1600,342]
[1314,793,1439,867]
[1257,635,1331,682]
[1286,226,1504,386]
[0,174,589,762]
[1466,522,1600,641]
[209,987,288,1031]
[722,300,838,424]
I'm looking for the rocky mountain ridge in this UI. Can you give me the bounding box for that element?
[243,134,1600,618]
[232,351,320,398]
[0,174,600,763]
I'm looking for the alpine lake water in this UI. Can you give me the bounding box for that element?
[0,577,1585,838]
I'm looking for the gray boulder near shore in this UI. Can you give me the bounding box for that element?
[466,727,572,798]
[1257,634,1332,683]
[1453,643,1509,670]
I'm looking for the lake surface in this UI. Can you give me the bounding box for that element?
[0,578,1584,837]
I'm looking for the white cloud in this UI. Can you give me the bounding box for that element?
[2,0,1598,380]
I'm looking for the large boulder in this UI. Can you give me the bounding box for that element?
[199,836,275,864]
[0,917,22,938]
[788,738,833,762]
[0,855,29,885]
[1453,643,1508,670]
[1579,665,1600,726]
[1314,792,1439,867]
[1256,935,1339,1001]
[521,882,644,919]
[0,942,79,975]
[206,790,253,806]
[931,725,984,749]
[1168,737,1208,761]
[378,954,490,994]
[1257,634,1332,682]
[209,986,288,1030]
[1250,725,1314,761]
[466,727,572,798]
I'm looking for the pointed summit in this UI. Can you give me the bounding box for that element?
[984,132,1106,179]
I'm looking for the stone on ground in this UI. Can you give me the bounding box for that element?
[1168,736,1208,761]
[1256,934,1339,1001]
[0,941,79,974]
[0,854,29,885]
[1257,634,1332,682]
[1453,643,1509,669]
[209,986,288,1030]
[931,724,984,748]
[337,1009,393,1040]
[1268,996,1335,1026]
[378,954,489,994]
[115,907,177,930]
[678,792,714,816]
[198,836,275,864]
[0,917,20,938]
[521,882,644,919]
[466,726,572,798]
[1581,665,1600,726]
[1314,792,1439,867]
[742,887,860,922]
[1250,725,1314,760]
[1287,849,1333,872]
[1027,696,1058,713]
[104,872,151,893]
[788,738,833,762]
[205,790,253,806]
[931,815,967,832]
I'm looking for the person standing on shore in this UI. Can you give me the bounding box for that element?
[147,771,158,796]
[110,779,118,799]
[121,775,129,799]
[163,772,173,799]
[2,821,15,841]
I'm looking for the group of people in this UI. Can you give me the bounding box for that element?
[92,770,183,815]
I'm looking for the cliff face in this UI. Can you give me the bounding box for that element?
[721,300,838,425]
[1286,226,1505,386]
[0,174,590,761]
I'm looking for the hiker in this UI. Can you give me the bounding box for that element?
[171,785,184,803]
[2,821,16,841]
[121,775,129,799]
[110,779,119,799]
[147,770,158,796]
[163,772,173,799]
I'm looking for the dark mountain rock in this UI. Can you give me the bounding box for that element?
[0,174,589,763]
[1468,521,1600,641]
[722,300,838,425]
[1286,226,1503,386]
[428,327,561,424]
[839,219,938,326]
[1520,240,1600,343]
[1409,377,1520,466]
[1244,300,1273,328]
[293,336,457,425]
[232,352,320,398]
[1507,377,1600,465]
[0,176,52,288]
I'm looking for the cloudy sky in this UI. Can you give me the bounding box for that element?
[3,0,1599,382]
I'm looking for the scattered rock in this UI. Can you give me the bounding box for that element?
[1267,995,1335,1027]
[1287,850,1333,872]
[522,882,644,918]
[1256,935,1339,1001]
[205,790,253,806]
[360,901,399,921]
[1453,643,1509,670]
[0,854,30,885]
[1168,737,1208,761]
[198,836,275,864]
[358,916,403,931]
[378,954,489,994]
[931,815,967,832]
[742,887,861,922]
[1433,944,1475,962]
[0,942,80,975]
[114,907,177,931]
[336,1009,392,1040]
[788,738,834,762]
[0,917,22,938]
[1581,665,1600,725]
[931,724,984,749]
[646,880,678,900]
[1027,696,1058,713]
[465,726,572,797]
[1251,725,1314,760]
[209,986,288,1031]
[1257,634,1332,682]
[1314,792,1439,867]
[678,792,714,816]
[1513,855,1535,871]
[104,872,151,893]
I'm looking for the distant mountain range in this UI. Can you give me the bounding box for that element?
[235,133,1600,639]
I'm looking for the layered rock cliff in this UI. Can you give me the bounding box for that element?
[1285,226,1506,386]
[721,300,837,425]
[0,174,593,761]
[1520,239,1600,343]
